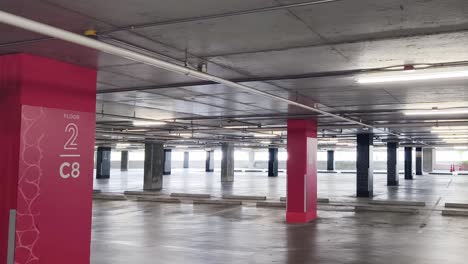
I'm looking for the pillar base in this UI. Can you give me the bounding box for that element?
[96,175,110,179]
[387,181,399,186]
[357,190,373,198]
[286,212,317,224]
[206,169,214,172]
[221,179,234,183]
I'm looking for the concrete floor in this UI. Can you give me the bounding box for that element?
[91,169,468,263]
[91,200,468,264]
[93,168,468,204]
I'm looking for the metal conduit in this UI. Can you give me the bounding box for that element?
[0,10,414,142]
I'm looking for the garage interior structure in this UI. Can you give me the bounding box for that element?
[2,0,468,263]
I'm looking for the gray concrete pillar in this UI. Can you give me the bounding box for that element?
[144,142,164,190]
[221,143,234,182]
[96,146,111,179]
[387,142,399,186]
[268,148,279,177]
[416,147,422,175]
[163,149,172,175]
[183,151,189,169]
[423,148,435,173]
[405,147,413,180]
[356,134,373,197]
[205,150,214,172]
[327,150,335,171]
[120,150,129,171]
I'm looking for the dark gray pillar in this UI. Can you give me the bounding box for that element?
[423,148,435,173]
[327,150,335,171]
[356,134,373,197]
[163,149,172,175]
[183,151,189,169]
[268,148,279,177]
[221,143,234,182]
[387,142,399,186]
[120,150,129,171]
[144,142,164,190]
[96,147,111,179]
[206,150,214,172]
[405,147,413,180]
[415,147,422,175]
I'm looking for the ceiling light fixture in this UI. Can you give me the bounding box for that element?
[431,129,468,134]
[358,69,468,84]
[432,126,468,130]
[223,125,252,129]
[404,110,468,116]
[439,135,468,139]
[253,134,278,138]
[454,146,468,150]
[132,121,166,126]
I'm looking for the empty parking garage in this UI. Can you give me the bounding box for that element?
[2,1,468,264]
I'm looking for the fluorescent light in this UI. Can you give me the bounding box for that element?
[358,70,468,84]
[253,133,278,138]
[404,110,468,116]
[168,132,192,138]
[319,140,338,145]
[116,143,130,148]
[133,121,166,126]
[439,135,468,139]
[444,139,468,143]
[260,141,271,144]
[431,129,468,134]
[454,146,468,150]
[223,125,251,129]
[432,126,468,130]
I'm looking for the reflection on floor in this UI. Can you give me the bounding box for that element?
[91,200,468,264]
[93,168,468,204]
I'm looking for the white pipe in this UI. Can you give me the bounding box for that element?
[0,10,409,140]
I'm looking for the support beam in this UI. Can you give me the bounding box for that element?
[268,147,279,177]
[405,147,413,180]
[286,119,318,223]
[144,142,164,190]
[0,54,96,264]
[416,147,423,175]
[183,151,189,169]
[356,134,374,197]
[387,142,399,186]
[120,150,129,171]
[327,150,335,171]
[96,147,111,179]
[205,150,214,172]
[221,143,234,182]
[163,149,172,175]
[423,148,435,173]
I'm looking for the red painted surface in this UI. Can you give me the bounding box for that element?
[0,54,96,264]
[286,119,318,223]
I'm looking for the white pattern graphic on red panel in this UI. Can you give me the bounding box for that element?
[15,107,44,264]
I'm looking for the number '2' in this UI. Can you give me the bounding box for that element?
[64,123,79,150]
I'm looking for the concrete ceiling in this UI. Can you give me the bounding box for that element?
[2,0,468,148]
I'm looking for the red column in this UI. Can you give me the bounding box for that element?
[0,54,96,264]
[286,119,318,223]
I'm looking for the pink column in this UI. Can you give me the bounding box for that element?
[286,119,318,223]
[0,54,96,264]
